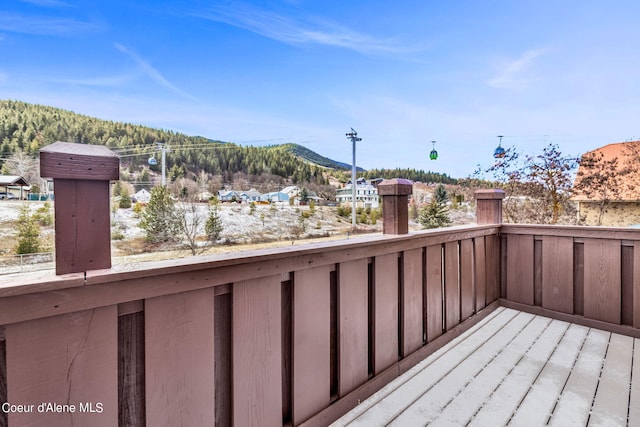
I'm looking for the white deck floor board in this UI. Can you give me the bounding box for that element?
[508,323,589,426]
[391,315,551,426]
[588,333,633,426]
[547,328,610,427]
[335,308,521,427]
[334,308,638,427]
[468,317,569,427]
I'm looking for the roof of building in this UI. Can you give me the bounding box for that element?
[573,141,640,202]
[0,175,29,186]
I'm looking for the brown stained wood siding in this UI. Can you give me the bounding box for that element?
[0,338,5,427]
[214,293,232,427]
[475,237,487,310]
[337,259,369,397]
[486,234,501,304]
[118,311,145,427]
[402,248,423,356]
[374,253,399,374]
[444,241,460,331]
[460,239,474,321]
[426,245,443,341]
[233,275,282,426]
[542,236,574,314]
[145,288,215,426]
[5,307,118,427]
[583,239,621,324]
[292,267,331,426]
[506,234,534,305]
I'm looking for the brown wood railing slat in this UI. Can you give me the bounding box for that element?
[232,276,282,426]
[214,292,232,427]
[460,239,474,321]
[373,253,399,374]
[426,245,443,341]
[292,267,331,426]
[118,311,145,427]
[402,248,423,356]
[5,307,118,426]
[0,337,6,427]
[475,237,487,310]
[337,259,369,397]
[444,241,460,331]
[583,239,621,324]
[145,289,215,426]
[506,234,534,305]
[541,236,574,314]
[622,245,634,326]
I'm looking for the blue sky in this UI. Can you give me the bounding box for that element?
[1,0,639,178]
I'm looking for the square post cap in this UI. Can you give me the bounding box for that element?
[475,189,505,200]
[40,141,119,181]
[378,178,413,196]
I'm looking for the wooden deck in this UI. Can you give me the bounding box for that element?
[333,307,640,427]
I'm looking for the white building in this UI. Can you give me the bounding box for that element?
[335,177,379,209]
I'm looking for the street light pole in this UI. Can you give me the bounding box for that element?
[346,128,362,228]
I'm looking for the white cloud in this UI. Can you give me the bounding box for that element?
[487,49,547,90]
[194,4,417,56]
[114,43,196,100]
[0,12,98,36]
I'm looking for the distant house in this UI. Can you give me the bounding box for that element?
[218,190,240,202]
[260,192,289,203]
[240,189,261,203]
[572,141,640,226]
[335,177,379,209]
[281,186,300,199]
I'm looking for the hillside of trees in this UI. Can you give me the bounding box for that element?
[0,100,456,187]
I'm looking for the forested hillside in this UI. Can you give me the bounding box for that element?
[0,100,327,184]
[0,100,457,187]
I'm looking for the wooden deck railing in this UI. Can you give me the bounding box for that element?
[0,225,501,427]
[500,224,640,338]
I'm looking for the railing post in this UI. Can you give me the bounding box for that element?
[40,142,119,275]
[475,189,505,224]
[378,178,413,234]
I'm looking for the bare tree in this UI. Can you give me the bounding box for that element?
[2,149,40,184]
[176,198,224,255]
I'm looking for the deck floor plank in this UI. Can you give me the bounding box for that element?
[547,328,610,427]
[390,315,551,426]
[333,308,518,426]
[508,324,589,426]
[334,309,638,427]
[588,333,633,426]
[467,318,569,426]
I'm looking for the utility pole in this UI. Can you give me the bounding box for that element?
[156,142,170,186]
[345,128,362,228]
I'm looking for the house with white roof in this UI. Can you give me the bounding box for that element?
[335,177,379,209]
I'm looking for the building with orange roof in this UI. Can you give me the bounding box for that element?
[572,141,640,226]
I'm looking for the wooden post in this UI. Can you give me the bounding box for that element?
[40,142,119,275]
[475,189,505,225]
[378,178,412,235]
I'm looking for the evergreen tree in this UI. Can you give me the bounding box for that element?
[15,205,42,254]
[434,184,448,204]
[205,205,223,241]
[418,199,452,229]
[139,186,179,243]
